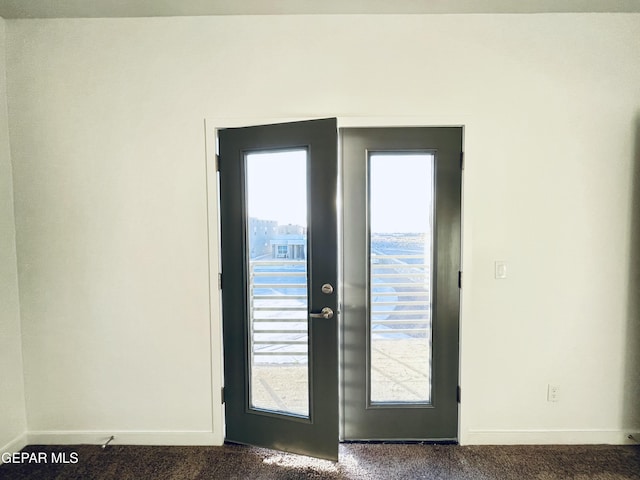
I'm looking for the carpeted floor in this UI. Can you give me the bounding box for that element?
[1,443,639,479]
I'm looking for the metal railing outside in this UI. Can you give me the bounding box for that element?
[249,255,431,363]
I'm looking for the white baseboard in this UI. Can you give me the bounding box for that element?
[20,428,640,449]
[462,429,640,445]
[0,433,28,465]
[27,431,223,447]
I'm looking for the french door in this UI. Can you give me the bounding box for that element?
[218,118,339,460]
[341,127,462,440]
[218,120,462,459]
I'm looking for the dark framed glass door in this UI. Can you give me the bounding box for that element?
[341,127,462,440]
[218,118,339,460]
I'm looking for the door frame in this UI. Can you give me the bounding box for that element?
[205,117,466,448]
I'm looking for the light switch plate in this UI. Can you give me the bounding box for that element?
[495,261,507,279]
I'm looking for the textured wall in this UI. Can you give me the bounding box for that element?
[0,16,27,457]
[5,13,640,444]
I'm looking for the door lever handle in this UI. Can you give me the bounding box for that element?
[309,307,334,319]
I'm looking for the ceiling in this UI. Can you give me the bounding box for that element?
[0,0,639,19]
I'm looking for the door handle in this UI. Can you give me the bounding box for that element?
[309,307,334,319]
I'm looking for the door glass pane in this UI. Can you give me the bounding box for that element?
[369,152,434,404]
[245,149,309,417]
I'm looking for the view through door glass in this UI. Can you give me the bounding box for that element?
[246,149,310,417]
[219,118,338,460]
[342,127,462,441]
[369,152,434,404]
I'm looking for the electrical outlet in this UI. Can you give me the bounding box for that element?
[547,384,560,403]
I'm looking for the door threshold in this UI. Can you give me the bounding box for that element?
[340,439,458,445]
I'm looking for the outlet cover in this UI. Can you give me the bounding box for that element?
[547,384,560,402]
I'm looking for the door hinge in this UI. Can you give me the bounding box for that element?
[458,271,462,289]
[221,387,226,404]
[218,273,223,290]
[215,154,221,172]
[460,151,464,170]
[457,386,461,403]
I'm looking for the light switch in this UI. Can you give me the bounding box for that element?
[495,261,508,279]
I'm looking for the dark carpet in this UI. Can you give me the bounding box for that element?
[1,443,639,479]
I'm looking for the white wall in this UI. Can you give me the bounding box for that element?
[0,17,27,457]
[5,13,640,445]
